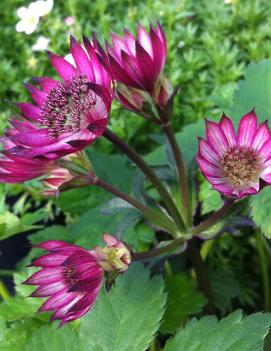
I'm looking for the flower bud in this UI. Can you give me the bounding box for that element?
[94,234,131,272]
[152,75,173,108]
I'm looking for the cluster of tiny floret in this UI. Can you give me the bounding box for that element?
[220,147,261,188]
[40,74,96,138]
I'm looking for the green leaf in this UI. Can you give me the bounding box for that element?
[144,120,205,167]
[160,274,207,334]
[199,179,222,215]
[26,324,79,351]
[163,310,271,351]
[1,318,44,351]
[0,296,41,322]
[57,151,135,215]
[0,211,40,241]
[250,187,271,238]
[228,59,271,124]
[79,263,166,351]
[123,221,155,251]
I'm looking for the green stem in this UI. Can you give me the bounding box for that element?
[95,178,179,237]
[186,238,215,314]
[103,128,185,232]
[161,123,191,226]
[191,199,235,235]
[133,237,184,261]
[0,270,15,277]
[256,229,270,312]
[0,280,10,300]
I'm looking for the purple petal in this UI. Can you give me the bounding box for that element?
[38,290,79,312]
[198,137,220,165]
[33,77,58,91]
[31,253,68,267]
[31,281,66,297]
[12,129,51,147]
[205,120,229,156]
[195,155,221,177]
[137,23,153,57]
[23,267,63,285]
[47,51,77,81]
[252,121,271,152]
[237,110,258,147]
[135,40,156,91]
[70,36,95,81]
[24,84,47,106]
[219,114,237,147]
[16,103,41,121]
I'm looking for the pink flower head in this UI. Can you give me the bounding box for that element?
[0,137,78,194]
[0,137,54,183]
[196,111,271,198]
[106,21,167,92]
[24,240,104,327]
[24,235,131,326]
[7,35,113,160]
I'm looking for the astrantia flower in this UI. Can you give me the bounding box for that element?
[0,138,90,195]
[24,241,104,327]
[7,36,112,159]
[196,111,271,198]
[24,235,131,326]
[105,22,167,92]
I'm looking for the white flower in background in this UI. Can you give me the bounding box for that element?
[224,0,233,3]
[64,53,75,66]
[32,36,50,51]
[16,0,54,35]
[31,0,54,16]
[16,4,40,35]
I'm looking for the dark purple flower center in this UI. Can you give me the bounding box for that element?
[40,74,96,139]
[63,266,77,286]
[220,147,261,188]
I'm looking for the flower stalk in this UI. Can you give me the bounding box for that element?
[95,178,180,236]
[191,199,235,236]
[161,122,192,226]
[256,229,270,312]
[186,238,215,314]
[103,128,185,232]
[133,237,185,261]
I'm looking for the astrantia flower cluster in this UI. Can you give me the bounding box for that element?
[4,19,271,331]
[196,111,271,198]
[24,234,131,327]
[0,35,112,193]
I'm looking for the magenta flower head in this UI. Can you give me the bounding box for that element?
[24,235,131,327]
[196,111,271,198]
[7,35,113,160]
[106,22,166,93]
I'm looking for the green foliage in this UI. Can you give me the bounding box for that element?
[163,310,271,351]
[228,59,271,124]
[250,187,271,239]
[160,274,207,334]
[79,263,166,351]
[26,324,79,351]
[144,119,205,167]
[199,179,223,215]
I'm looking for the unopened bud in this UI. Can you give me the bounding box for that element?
[94,234,131,272]
[152,75,174,108]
